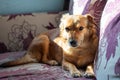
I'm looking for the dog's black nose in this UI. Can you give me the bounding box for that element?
[69,39,77,47]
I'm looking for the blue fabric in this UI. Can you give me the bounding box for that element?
[0,0,64,15]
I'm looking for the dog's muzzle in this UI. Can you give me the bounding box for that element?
[69,39,77,47]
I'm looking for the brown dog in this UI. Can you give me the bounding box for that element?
[0,14,98,78]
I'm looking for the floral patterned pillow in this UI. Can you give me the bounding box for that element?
[0,12,61,53]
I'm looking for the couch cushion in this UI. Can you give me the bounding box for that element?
[0,51,95,80]
[0,12,61,52]
[95,0,120,79]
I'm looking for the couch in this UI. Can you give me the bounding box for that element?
[0,0,120,80]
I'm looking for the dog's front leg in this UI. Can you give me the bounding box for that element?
[62,59,82,78]
[84,64,95,78]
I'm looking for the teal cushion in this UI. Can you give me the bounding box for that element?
[0,0,64,15]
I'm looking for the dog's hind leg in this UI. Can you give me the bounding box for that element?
[40,35,58,66]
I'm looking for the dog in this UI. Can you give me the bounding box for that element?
[0,14,98,78]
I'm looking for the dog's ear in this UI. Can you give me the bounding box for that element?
[85,14,97,27]
[85,14,98,38]
[86,14,94,22]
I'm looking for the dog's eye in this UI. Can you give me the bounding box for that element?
[79,26,84,31]
[65,27,70,32]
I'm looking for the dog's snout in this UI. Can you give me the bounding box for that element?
[69,39,77,47]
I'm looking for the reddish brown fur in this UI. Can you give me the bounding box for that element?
[0,14,98,78]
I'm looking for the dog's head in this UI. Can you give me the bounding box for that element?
[59,14,97,48]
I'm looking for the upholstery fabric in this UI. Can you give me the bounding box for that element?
[0,12,61,53]
[0,51,94,80]
[95,0,120,80]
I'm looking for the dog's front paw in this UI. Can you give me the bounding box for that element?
[47,60,58,66]
[71,71,83,78]
[83,72,95,78]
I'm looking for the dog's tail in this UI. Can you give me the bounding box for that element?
[0,54,38,67]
